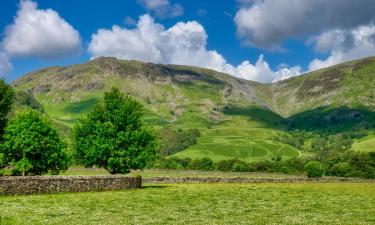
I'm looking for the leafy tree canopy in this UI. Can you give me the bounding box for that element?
[0,79,14,138]
[1,109,68,175]
[73,88,156,174]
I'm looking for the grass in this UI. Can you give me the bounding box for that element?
[352,134,375,152]
[172,117,302,162]
[1,183,374,224]
[59,167,306,178]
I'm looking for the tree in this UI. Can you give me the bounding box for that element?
[73,88,156,174]
[0,79,14,139]
[304,161,325,178]
[1,109,68,175]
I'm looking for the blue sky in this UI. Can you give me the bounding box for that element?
[1,0,375,82]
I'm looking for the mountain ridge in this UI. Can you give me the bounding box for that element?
[10,55,375,161]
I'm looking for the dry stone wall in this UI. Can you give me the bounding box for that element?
[0,175,141,195]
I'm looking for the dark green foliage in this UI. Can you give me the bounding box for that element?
[311,133,353,161]
[329,162,353,177]
[0,79,14,139]
[13,90,44,112]
[274,131,307,149]
[73,88,157,174]
[215,159,239,171]
[191,157,214,171]
[233,161,251,172]
[304,161,325,178]
[159,127,200,156]
[0,109,68,175]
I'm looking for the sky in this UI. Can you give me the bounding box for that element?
[1,0,375,83]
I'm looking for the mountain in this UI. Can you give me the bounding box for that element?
[12,56,375,161]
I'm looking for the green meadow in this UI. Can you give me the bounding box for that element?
[1,182,374,225]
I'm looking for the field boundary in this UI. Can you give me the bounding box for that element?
[143,176,375,184]
[0,175,141,195]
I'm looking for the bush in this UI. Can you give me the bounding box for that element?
[232,161,249,172]
[0,109,68,175]
[73,88,157,174]
[304,161,325,178]
[191,157,214,171]
[329,162,352,177]
[216,159,237,171]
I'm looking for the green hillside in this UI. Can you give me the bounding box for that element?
[11,56,375,161]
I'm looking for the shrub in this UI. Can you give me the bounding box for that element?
[232,161,249,172]
[304,161,325,178]
[191,157,214,171]
[0,109,68,175]
[329,162,352,177]
[73,88,157,174]
[216,159,237,171]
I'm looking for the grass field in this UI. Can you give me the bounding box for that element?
[352,134,375,152]
[172,117,303,162]
[1,183,374,224]
[59,167,306,178]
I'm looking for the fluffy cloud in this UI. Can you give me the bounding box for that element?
[0,52,11,76]
[88,14,301,83]
[233,56,302,83]
[234,0,375,49]
[137,0,183,19]
[2,0,81,59]
[309,24,375,71]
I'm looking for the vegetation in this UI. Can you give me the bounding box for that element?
[304,161,325,178]
[0,109,68,175]
[1,183,374,224]
[0,79,14,138]
[159,127,200,156]
[73,88,157,174]
[6,56,375,178]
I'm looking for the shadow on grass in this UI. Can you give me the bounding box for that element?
[287,106,375,133]
[141,185,168,189]
[62,98,99,114]
[222,105,375,134]
[222,105,287,129]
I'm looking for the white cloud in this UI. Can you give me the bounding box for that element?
[309,24,375,71]
[138,0,183,19]
[0,51,11,76]
[2,0,81,59]
[88,14,301,83]
[234,0,375,49]
[233,55,302,83]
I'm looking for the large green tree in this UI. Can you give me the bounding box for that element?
[73,88,156,174]
[0,79,14,139]
[1,109,68,175]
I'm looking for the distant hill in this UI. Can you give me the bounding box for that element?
[12,56,375,161]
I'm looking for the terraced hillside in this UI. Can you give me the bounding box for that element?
[12,56,375,161]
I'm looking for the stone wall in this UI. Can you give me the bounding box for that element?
[142,176,372,184]
[0,175,141,195]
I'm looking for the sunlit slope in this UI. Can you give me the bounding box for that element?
[12,56,375,162]
[352,134,375,152]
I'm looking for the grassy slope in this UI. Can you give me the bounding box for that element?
[352,134,375,152]
[11,56,375,162]
[267,57,375,116]
[1,183,374,224]
[12,57,301,162]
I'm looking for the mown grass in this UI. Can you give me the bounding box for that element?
[59,167,306,178]
[172,117,302,162]
[1,183,374,224]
